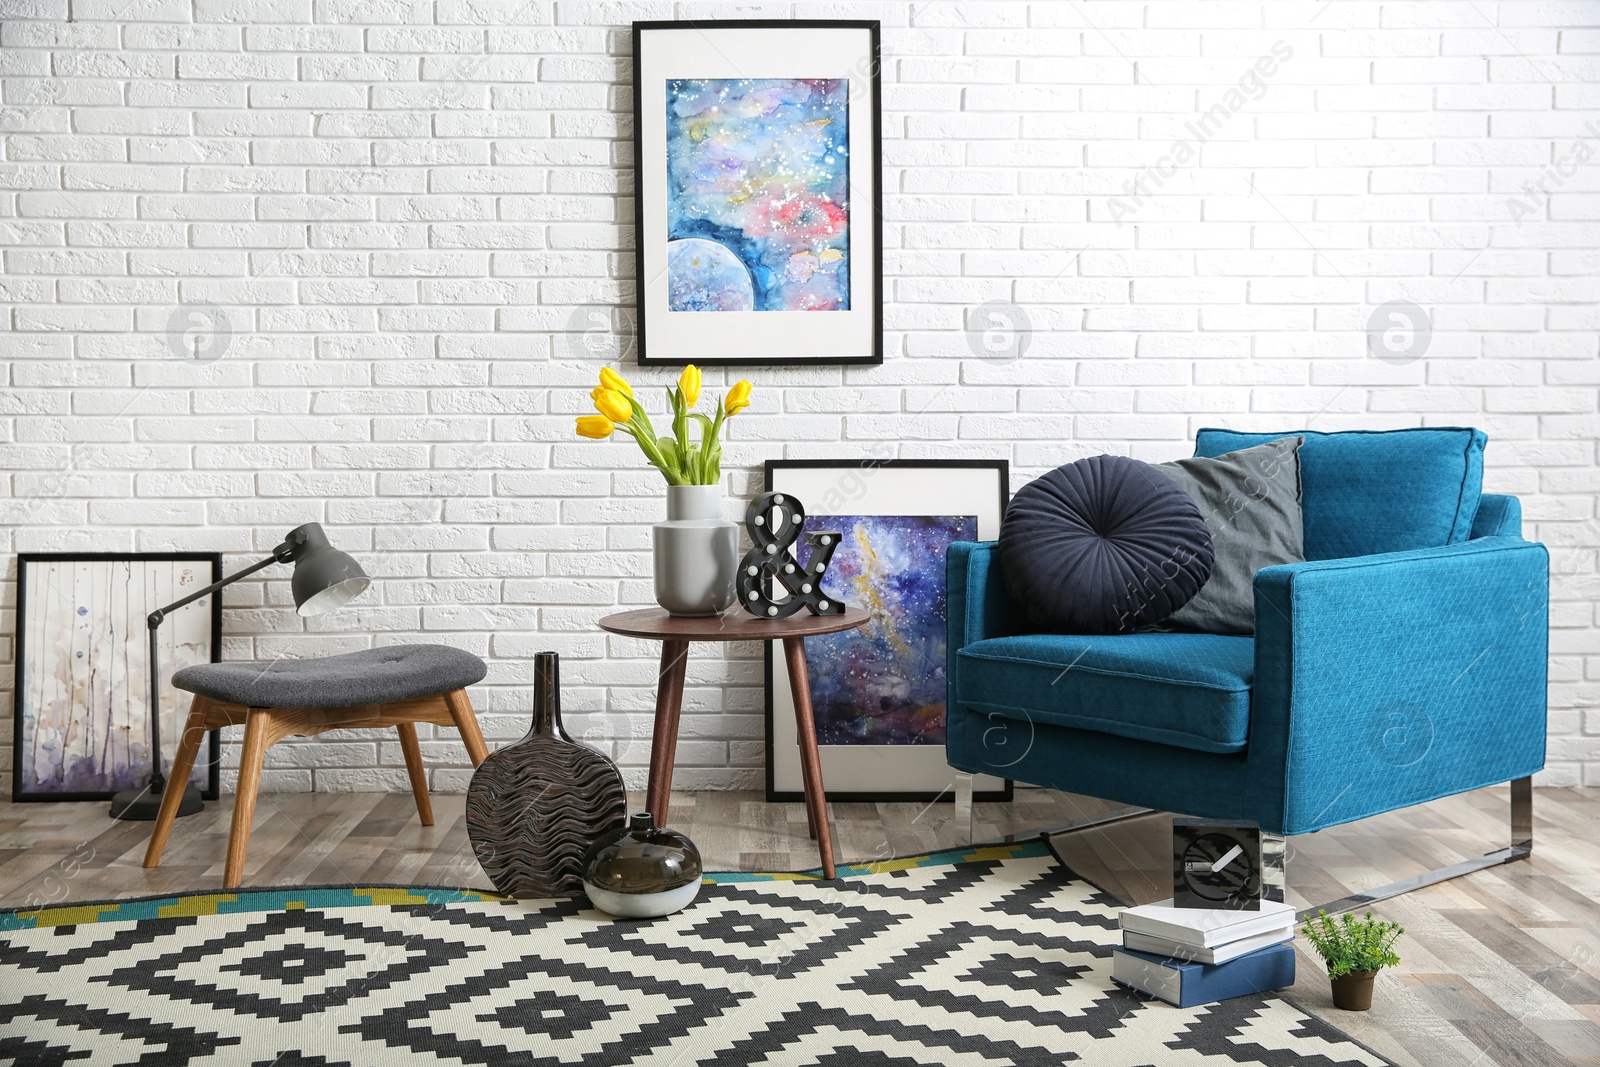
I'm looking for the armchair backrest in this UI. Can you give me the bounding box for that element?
[1194,427,1488,560]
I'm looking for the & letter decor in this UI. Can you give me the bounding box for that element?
[737,491,844,619]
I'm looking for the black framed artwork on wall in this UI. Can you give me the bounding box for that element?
[13,553,223,803]
[763,459,1012,803]
[632,20,883,366]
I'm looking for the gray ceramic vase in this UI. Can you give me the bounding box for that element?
[653,484,738,617]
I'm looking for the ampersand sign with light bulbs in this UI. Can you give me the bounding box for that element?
[736,492,846,618]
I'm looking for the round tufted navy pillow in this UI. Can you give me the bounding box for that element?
[999,454,1215,634]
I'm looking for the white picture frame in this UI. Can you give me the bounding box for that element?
[764,460,1011,802]
[632,20,883,366]
[13,553,222,802]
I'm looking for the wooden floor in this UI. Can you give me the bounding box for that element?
[2,785,1596,1067]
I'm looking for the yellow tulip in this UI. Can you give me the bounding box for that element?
[592,387,632,423]
[575,415,615,439]
[677,364,701,407]
[599,367,633,398]
[724,379,753,416]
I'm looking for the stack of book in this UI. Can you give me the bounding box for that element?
[1110,899,1296,1008]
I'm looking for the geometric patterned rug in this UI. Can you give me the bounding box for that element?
[0,840,1391,1066]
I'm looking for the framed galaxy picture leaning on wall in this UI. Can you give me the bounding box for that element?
[764,461,1011,802]
[632,20,882,365]
[13,553,222,802]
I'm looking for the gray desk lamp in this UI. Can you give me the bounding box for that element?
[110,523,370,820]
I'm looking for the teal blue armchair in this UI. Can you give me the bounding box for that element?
[947,429,1547,916]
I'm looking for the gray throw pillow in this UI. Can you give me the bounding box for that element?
[1153,437,1304,635]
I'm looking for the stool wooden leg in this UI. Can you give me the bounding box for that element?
[223,708,270,890]
[444,689,488,767]
[143,697,212,869]
[396,723,434,826]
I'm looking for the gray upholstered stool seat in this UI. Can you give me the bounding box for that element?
[172,644,488,709]
[149,643,491,889]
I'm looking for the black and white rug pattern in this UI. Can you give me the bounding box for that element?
[0,841,1390,1066]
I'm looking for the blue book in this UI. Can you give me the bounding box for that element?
[1111,942,1295,1008]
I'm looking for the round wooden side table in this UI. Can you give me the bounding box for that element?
[597,606,869,879]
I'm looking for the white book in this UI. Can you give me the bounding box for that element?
[1119,898,1295,949]
[1122,927,1293,966]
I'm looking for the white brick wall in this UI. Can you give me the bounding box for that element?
[3,0,1598,791]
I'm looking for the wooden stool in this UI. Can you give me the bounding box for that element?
[142,644,490,889]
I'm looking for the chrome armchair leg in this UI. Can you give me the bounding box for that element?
[1006,804,1155,845]
[1510,774,1532,852]
[949,775,1153,849]
[1298,777,1534,923]
[953,771,974,846]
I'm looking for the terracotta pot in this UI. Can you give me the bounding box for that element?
[1329,969,1378,1011]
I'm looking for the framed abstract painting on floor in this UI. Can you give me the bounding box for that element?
[764,460,1011,803]
[12,553,222,802]
[632,20,883,366]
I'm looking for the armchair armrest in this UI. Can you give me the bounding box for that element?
[1471,493,1522,539]
[947,541,1022,652]
[1249,536,1548,833]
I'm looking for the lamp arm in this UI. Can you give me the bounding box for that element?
[142,544,289,794]
[146,547,289,630]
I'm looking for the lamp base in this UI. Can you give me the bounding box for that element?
[110,782,203,821]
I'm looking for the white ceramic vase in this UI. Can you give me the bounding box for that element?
[653,484,738,617]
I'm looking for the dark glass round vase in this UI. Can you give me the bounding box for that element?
[582,812,703,918]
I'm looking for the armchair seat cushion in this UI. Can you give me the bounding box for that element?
[955,631,1254,754]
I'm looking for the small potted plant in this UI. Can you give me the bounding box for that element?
[576,365,753,616]
[1300,909,1404,1011]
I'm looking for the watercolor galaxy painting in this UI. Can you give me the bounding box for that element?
[802,514,978,747]
[664,78,850,313]
[16,557,215,798]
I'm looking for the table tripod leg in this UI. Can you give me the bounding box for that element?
[783,635,835,879]
[646,639,689,827]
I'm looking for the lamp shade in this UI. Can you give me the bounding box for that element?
[286,523,371,616]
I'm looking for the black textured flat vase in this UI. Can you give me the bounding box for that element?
[466,651,627,898]
[582,812,703,918]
